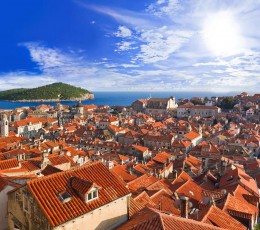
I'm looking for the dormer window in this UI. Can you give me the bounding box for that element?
[70,176,101,203]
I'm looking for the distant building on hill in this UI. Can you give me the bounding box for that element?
[177,104,221,118]
[145,97,177,115]
[131,99,148,112]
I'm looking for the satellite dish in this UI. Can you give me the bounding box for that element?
[221,189,227,195]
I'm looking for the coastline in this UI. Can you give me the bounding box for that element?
[8,93,95,102]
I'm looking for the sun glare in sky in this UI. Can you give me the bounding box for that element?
[202,11,242,57]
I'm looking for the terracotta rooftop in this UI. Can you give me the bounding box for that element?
[24,161,130,227]
[111,165,137,183]
[219,167,258,196]
[134,191,156,208]
[201,206,247,230]
[127,174,158,192]
[129,197,145,217]
[132,144,149,153]
[41,165,62,176]
[0,158,19,170]
[153,152,172,164]
[117,207,225,230]
[184,131,201,141]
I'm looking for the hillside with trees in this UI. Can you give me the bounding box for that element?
[0,82,93,101]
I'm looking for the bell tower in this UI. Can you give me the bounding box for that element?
[1,114,9,137]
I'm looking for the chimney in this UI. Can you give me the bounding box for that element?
[180,196,189,219]
[220,160,226,176]
[202,158,206,171]
[173,170,178,179]
[209,197,216,206]
[41,152,49,170]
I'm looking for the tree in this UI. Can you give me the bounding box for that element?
[219,97,235,110]
[213,118,218,125]
[254,224,260,230]
[190,99,203,105]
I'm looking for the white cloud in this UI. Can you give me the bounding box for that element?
[21,42,98,78]
[3,1,260,93]
[114,26,132,38]
[80,4,154,29]
[115,41,136,52]
[0,71,56,89]
[136,27,193,63]
[146,0,180,17]
[21,42,71,69]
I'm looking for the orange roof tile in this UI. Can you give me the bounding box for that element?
[127,174,158,192]
[0,158,19,170]
[175,180,203,203]
[41,165,62,176]
[172,171,192,189]
[129,197,145,217]
[184,131,201,141]
[153,152,172,164]
[132,144,149,153]
[201,206,247,230]
[25,161,130,227]
[117,207,224,230]
[111,165,137,183]
[134,191,156,207]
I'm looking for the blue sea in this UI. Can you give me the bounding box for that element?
[0,91,239,110]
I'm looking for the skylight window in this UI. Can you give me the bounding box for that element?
[226,176,234,181]
[57,191,72,203]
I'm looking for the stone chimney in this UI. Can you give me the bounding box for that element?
[106,160,114,170]
[202,158,206,172]
[41,152,49,170]
[180,196,189,219]
[173,170,178,179]
[209,196,216,206]
[220,160,226,176]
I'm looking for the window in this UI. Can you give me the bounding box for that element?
[14,223,21,230]
[93,190,97,199]
[57,191,72,203]
[23,195,29,213]
[15,192,20,203]
[87,189,98,201]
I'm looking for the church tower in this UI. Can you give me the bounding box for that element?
[76,101,84,116]
[1,114,9,137]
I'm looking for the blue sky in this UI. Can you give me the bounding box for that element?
[1,0,260,92]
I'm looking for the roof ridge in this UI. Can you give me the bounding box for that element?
[27,161,101,184]
[201,205,214,223]
[174,178,192,192]
[158,211,166,230]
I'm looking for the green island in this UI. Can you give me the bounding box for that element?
[0,82,94,102]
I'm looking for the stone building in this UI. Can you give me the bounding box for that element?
[177,105,221,118]
[145,97,177,115]
[11,117,43,138]
[131,99,147,112]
